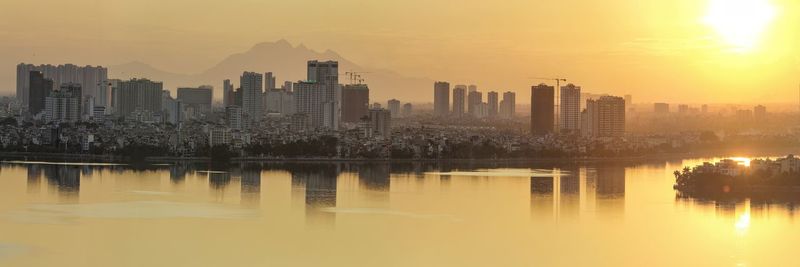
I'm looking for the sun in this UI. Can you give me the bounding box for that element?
[703,0,778,52]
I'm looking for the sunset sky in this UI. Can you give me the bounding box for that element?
[0,0,798,103]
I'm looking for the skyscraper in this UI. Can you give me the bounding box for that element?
[177,86,213,117]
[654,103,669,113]
[264,88,295,115]
[368,108,392,138]
[584,96,626,137]
[452,85,466,117]
[467,90,482,117]
[223,79,234,107]
[388,99,401,118]
[306,60,340,129]
[240,72,264,120]
[113,78,163,117]
[265,72,276,90]
[16,63,107,106]
[500,91,516,118]
[341,84,369,123]
[433,82,450,116]
[44,83,82,123]
[560,84,581,133]
[28,71,53,116]
[402,103,413,117]
[531,84,555,135]
[487,91,499,117]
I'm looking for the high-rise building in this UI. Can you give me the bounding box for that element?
[754,105,767,121]
[295,81,342,129]
[223,79,234,107]
[283,81,293,92]
[264,89,295,115]
[531,84,555,135]
[678,104,689,113]
[226,106,243,130]
[265,72,276,90]
[468,84,478,92]
[467,90,482,117]
[113,78,163,117]
[305,60,340,129]
[341,84,369,123]
[402,103,413,117]
[500,91,516,118]
[584,96,626,137]
[560,84,581,133]
[487,91,499,117]
[368,108,392,138]
[624,94,633,106]
[388,99,401,117]
[654,103,669,113]
[474,103,489,118]
[177,86,213,117]
[240,72,264,120]
[433,82,450,116]
[16,63,107,107]
[161,90,182,124]
[44,83,82,123]
[28,71,53,116]
[452,85,466,117]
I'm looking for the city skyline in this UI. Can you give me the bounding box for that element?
[0,1,798,104]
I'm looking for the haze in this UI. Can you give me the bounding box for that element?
[0,0,798,103]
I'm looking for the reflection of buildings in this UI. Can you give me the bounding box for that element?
[169,165,187,183]
[291,165,339,225]
[357,164,390,191]
[240,167,261,206]
[531,176,554,220]
[42,165,80,200]
[209,172,231,190]
[530,166,626,220]
[27,165,42,193]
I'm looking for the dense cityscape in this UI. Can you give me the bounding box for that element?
[0,61,796,161]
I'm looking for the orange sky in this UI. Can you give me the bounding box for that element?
[0,0,798,103]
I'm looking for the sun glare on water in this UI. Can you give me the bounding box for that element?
[703,0,778,52]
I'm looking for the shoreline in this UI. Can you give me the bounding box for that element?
[1,147,797,165]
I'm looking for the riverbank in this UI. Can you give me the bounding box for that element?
[1,146,798,165]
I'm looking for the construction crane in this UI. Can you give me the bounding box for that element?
[344,71,371,85]
[530,77,568,133]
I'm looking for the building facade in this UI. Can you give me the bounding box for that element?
[433,82,450,116]
[560,84,581,133]
[531,84,555,135]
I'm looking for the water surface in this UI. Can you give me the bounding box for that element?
[0,158,796,266]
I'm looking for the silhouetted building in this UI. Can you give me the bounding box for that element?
[177,86,213,117]
[560,84,581,133]
[388,99,401,117]
[368,108,392,138]
[452,85,466,117]
[467,90,482,116]
[402,103,413,117]
[487,91,499,117]
[113,78,163,117]
[240,72,263,120]
[28,71,53,116]
[223,79,234,107]
[531,84,555,135]
[654,103,669,113]
[500,91,516,118]
[341,84,369,123]
[434,82,450,116]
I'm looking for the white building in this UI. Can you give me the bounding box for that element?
[44,83,82,123]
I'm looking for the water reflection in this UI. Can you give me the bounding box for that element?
[291,164,340,225]
[41,165,81,201]
[530,165,627,220]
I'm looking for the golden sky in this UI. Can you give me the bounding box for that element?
[0,0,798,103]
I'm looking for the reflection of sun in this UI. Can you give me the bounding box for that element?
[704,0,777,52]
[735,200,751,233]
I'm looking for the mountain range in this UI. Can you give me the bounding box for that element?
[109,39,433,103]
